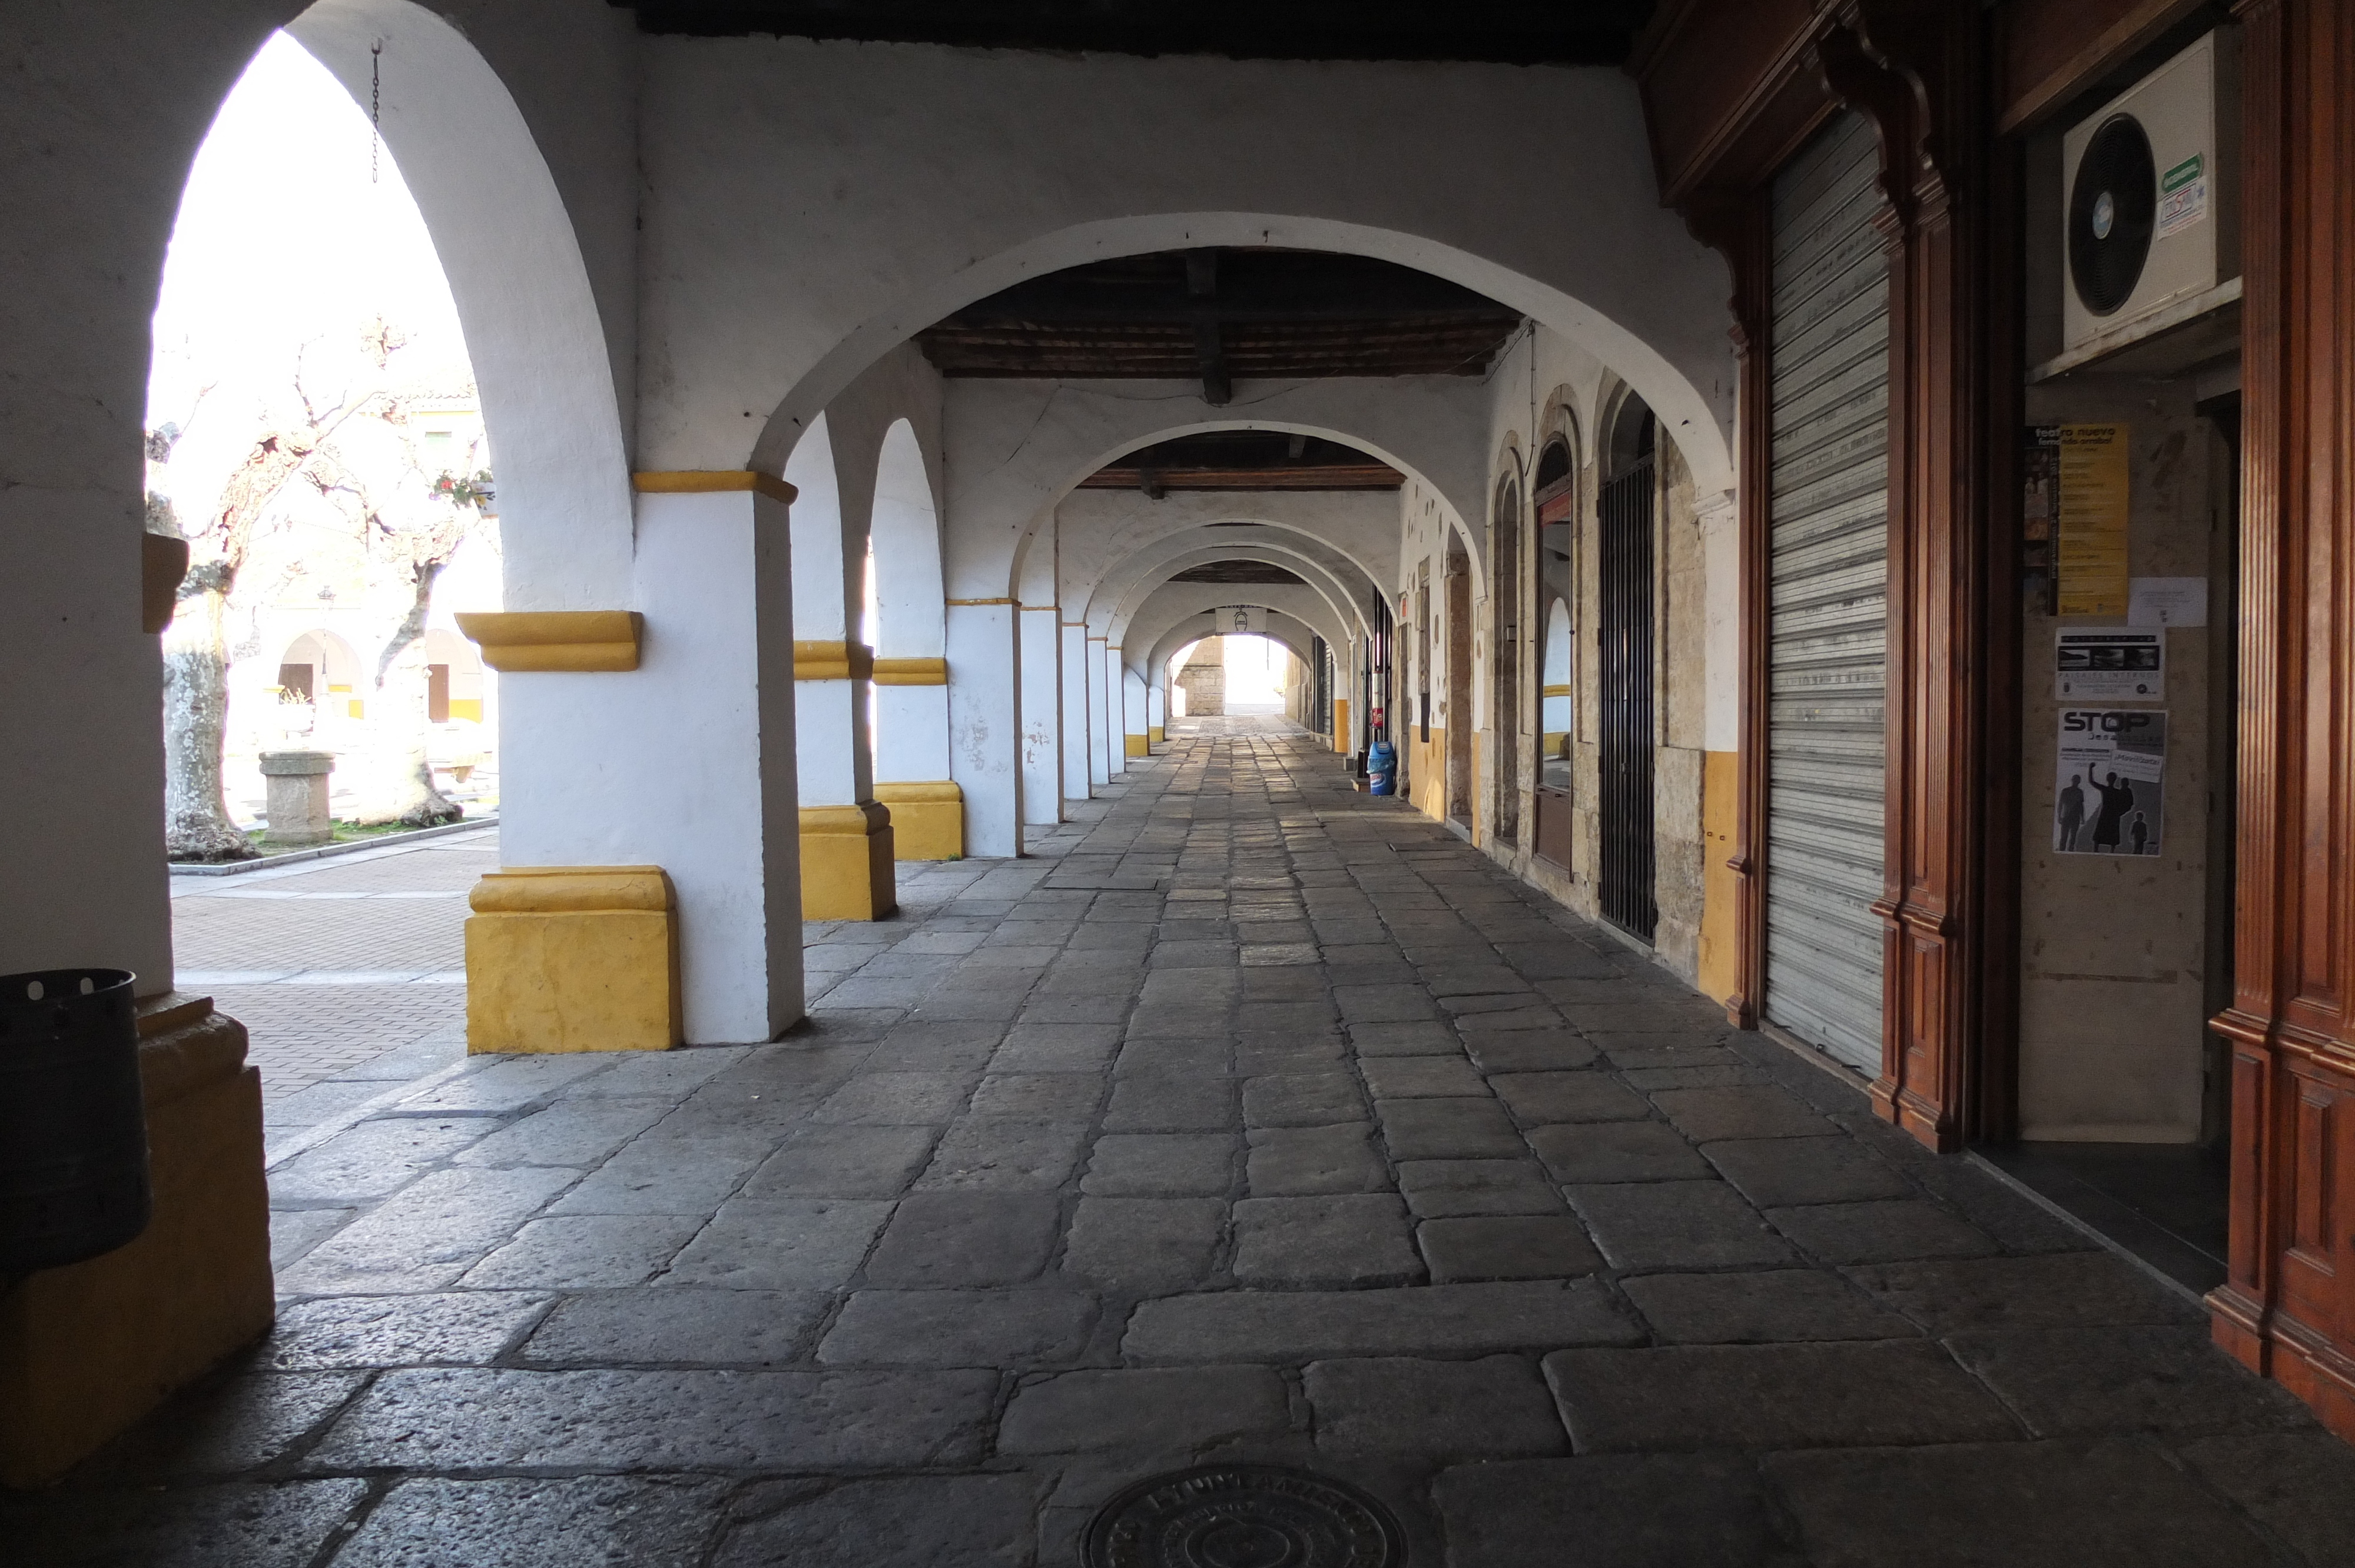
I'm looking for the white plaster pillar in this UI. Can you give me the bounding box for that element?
[1060,620,1092,803]
[1088,634,1112,787]
[503,487,802,1041]
[1016,516,1062,829]
[947,601,1022,855]
[1020,605,1063,825]
[1104,643,1128,779]
[875,682,948,782]
[785,416,873,813]
[1122,665,1148,760]
[1147,682,1166,743]
[868,417,960,861]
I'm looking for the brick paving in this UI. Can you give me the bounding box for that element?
[170,830,496,1125]
[20,719,2355,1564]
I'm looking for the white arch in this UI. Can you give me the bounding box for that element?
[1102,541,1366,656]
[1057,490,1396,624]
[1084,524,1376,630]
[783,413,851,640]
[765,218,1724,497]
[631,44,1725,482]
[1147,611,1331,696]
[1541,597,1574,750]
[871,417,951,788]
[961,380,1488,600]
[277,626,363,692]
[288,0,632,609]
[871,419,944,660]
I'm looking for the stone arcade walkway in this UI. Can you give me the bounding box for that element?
[15,719,2355,1564]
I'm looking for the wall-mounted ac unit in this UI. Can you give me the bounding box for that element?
[2061,31,2237,353]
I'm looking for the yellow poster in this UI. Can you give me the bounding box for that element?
[2058,423,2130,618]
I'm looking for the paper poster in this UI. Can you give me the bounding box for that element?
[2023,429,2059,543]
[2129,576,2207,627]
[2023,427,2060,615]
[2056,627,2164,700]
[2058,423,2130,618]
[2054,709,2166,856]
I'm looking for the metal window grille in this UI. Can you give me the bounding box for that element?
[1598,453,1657,942]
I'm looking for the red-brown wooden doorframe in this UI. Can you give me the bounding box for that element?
[2207,0,2355,1443]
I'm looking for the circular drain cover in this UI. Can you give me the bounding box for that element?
[1082,1464,1403,1568]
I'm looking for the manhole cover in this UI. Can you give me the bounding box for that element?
[1082,1464,1403,1568]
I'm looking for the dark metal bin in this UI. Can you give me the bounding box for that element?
[0,969,151,1273]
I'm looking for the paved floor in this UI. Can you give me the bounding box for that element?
[170,829,496,1145]
[18,719,2355,1564]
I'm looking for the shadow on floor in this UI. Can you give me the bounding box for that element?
[1974,1140,2229,1297]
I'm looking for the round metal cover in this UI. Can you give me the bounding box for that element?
[1082,1464,1403,1568]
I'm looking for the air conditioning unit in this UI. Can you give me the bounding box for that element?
[2060,31,2238,353]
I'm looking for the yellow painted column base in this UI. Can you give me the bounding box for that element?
[1697,748,1743,1011]
[1149,725,1165,744]
[1,996,274,1489]
[1125,734,1149,757]
[874,782,963,861]
[802,802,898,918]
[465,867,682,1054]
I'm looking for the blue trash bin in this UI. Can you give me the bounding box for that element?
[1367,740,1397,795]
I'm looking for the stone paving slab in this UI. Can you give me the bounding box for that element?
[27,718,2354,1565]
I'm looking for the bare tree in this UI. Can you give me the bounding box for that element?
[155,368,377,860]
[303,411,493,827]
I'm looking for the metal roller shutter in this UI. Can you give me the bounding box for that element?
[1763,110,1890,1073]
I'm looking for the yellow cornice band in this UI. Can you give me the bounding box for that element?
[874,780,963,803]
[455,610,642,672]
[1541,683,1573,697]
[873,657,947,686]
[469,866,672,913]
[801,802,891,833]
[632,470,798,505]
[794,640,875,681]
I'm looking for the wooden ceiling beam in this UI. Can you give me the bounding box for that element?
[613,1,1657,64]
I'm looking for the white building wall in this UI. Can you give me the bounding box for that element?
[631,39,1735,494]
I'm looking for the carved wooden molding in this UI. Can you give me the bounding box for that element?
[2211,0,2355,1443]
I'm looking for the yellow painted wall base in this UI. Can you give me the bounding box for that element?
[874,782,963,861]
[1411,728,1447,820]
[465,867,682,1053]
[1149,725,1165,744]
[1333,699,1350,752]
[1697,748,1741,1013]
[1125,733,1149,757]
[802,802,898,919]
[1,998,273,1489]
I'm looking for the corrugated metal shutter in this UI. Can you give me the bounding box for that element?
[1763,110,1890,1073]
